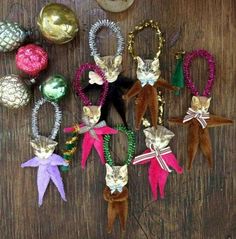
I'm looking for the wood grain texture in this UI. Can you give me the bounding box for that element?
[0,0,235,238]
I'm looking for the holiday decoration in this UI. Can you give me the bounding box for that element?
[0,74,31,108]
[0,21,30,52]
[96,0,134,13]
[16,44,48,76]
[0,44,48,108]
[169,49,233,169]
[61,124,80,172]
[103,125,135,233]
[63,63,117,170]
[21,96,67,206]
[124,20,176,130]
[88,19,133,127]
[40,74,68,102]
[133,126,183,200]
[171,51,185,95]
[37,3,79,44]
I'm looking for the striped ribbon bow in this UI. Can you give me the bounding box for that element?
[183,108,210,128]
[133,146,172,172]
[79,120,107,140]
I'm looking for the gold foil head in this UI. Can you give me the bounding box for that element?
[30,136,57,159]
[143,126,174,150]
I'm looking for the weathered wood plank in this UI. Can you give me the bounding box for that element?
[0,0,235,238]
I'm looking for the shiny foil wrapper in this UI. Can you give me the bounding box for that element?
[142,91,165,127]
[0,21,29,52]
[157,91,165,125]
[0,74,31,108]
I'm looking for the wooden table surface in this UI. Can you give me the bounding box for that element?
[0,0,235,238]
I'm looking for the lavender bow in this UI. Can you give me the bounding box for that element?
[108,184,124,194]
[21,154,68,206]
[140,78,156,87]
[79,120,107,139]
[133,146,172,172]
[183,108,210,128]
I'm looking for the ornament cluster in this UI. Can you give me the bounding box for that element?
[0,2,233,235]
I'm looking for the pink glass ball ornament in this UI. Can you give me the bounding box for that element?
[0,44,49,109]
[15,44,48,77]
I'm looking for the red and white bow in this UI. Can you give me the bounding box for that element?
[133,146,172,172]
[183,108,210,128]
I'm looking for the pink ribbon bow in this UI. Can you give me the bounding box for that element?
[183,108,210,128]
[133,146,172,172]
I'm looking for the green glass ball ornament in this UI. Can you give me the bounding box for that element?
[40,74,68,102]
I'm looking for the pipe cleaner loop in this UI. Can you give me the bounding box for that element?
[89,19,124,57]
[103,125,136,166]
[32,98,62,140]
[128,19,164,61]
[73,63,109,106]
[183,49,216,97]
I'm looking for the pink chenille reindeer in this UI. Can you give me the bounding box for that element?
[133,126,183,200]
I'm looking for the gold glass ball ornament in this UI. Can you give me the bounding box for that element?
[0,74,31,108]
[37,3,79,44]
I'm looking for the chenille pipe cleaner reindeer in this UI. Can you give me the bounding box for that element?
[123,20,176,130]
[169,49,233,170]
[63,63,117,170]
[133,126,183,200]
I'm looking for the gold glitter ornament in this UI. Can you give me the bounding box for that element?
[157,91,165,125]
[0,74,31,108]
[37,3,79,44]
[128,20,164,61]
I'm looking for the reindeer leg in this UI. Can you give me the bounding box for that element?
[155,78,177,91]
[187,120,200,170]
[135,91,148,130]
[199,128,213,168]
[123,81,142,101]
[148,86,158,128]
[207,114,233,127]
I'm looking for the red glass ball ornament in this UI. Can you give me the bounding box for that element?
[15,44,48,76]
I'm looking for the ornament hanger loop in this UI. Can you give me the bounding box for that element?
[128,19,164,61]
[89,19,124,57]
[104,125,135,166]
[73,63,108,106]
[32,98,62,140]
[183,49,215,97]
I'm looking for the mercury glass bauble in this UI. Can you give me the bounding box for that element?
[0,74,31,108]
[40,74,68,102]
[96,0,134,13]
[0,21,29,52]
[37,3,79,44]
